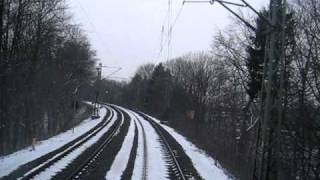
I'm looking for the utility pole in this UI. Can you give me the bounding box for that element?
[91,63,122,119]
[183,0,287,179]
[255,0,286,179]
[91,63,102,119]
[72,87,78,132]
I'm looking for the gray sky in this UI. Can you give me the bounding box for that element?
[67,0,268,81]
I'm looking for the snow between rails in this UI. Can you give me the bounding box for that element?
[111,105,169,180]
[132,112,168,180]
[129,111,145,180]
[105,108,135,180]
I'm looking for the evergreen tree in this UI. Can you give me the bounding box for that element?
[246,10,268,101]
[144,63,172,118]
[246,10,295,102]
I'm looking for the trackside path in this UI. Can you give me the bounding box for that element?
[29,108,117,180]
[0,107,108,178]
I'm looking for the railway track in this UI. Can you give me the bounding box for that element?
[4,104,203,180]
[65,107,124,180]
[137,112,203,180]
[17,106,118,180]
[135,112,187,180]
[4,107,113,179]
[132,112,148,180]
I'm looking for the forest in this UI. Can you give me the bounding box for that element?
[0,0,319,179]
[97,0,320,179]
[0,0,96,155]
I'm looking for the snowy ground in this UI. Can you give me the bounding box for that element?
[145,114,232,180]
[30,108,117,180]
[105,109,135,180]
[1,104,232,180]
[130,111,145,180]
[108,106,232,180]
[106,106,169,180]
[131,111,169,180]
[0,107,108,178]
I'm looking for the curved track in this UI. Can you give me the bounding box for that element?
[136,113,186,180]
[132,113,148,180]
[4,105,205,180]
[65,108,124,180]
[18,106,117,180]
[136,112,202,180]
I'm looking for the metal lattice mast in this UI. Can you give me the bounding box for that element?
[254,0,287,179]
[181,0,287,179]
[92,63,102,119]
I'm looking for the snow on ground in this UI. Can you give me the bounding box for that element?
[126,111,144,180]
[145,115,232,180]
[105,109,135,180]
[133,112,169,180]
[29,108,118,180]
[111,106,144,179]
[0,106,108,178]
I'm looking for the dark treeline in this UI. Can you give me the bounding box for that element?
[0,0,96,155]
[103,0,320,179]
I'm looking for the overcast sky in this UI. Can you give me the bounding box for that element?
[67,0,268,81]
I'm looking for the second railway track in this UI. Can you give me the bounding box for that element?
[137,112,203,180]
[16,106,118,180]
[131,112,148,180]
[65,107,124,180]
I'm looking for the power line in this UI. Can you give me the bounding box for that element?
[215,0,256,30]
[182,0,287,179]
[157,25,165,58]
[239,0,274,28]
[183,0,259,31]
[169,4,185,35]
[106,67,122,78]
[157,1,171,60]
[75,0,111,54]
[107,76,128,81]
[167,0,172,61]
[158,0,185,60]
[167,3,185,56]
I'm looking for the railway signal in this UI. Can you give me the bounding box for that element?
[91,63,122,119]
[92,63,103,119]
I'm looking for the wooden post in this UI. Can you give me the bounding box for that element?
[31,137,36,151]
